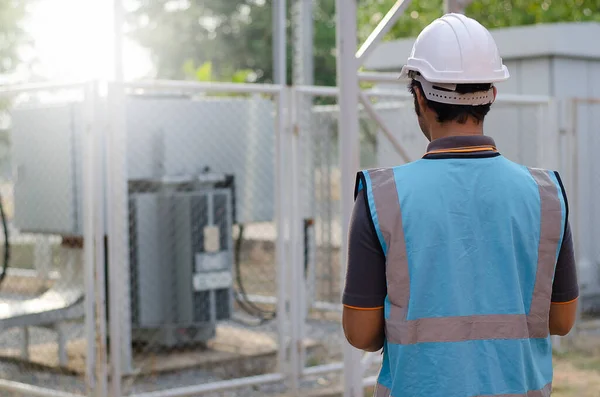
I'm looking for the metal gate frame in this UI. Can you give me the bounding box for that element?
[567,97,600,340]
[102,80,296,397]
[335,0,429,394]
[0,81,106,397]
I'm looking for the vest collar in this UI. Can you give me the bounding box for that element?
[426,135,496,153]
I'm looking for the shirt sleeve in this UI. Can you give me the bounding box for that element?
[551,221,579,303]
[550,171,579,303]
[342,184,388,309]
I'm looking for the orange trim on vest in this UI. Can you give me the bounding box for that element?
[343,304,384,311]
[424,146,498,157]
[551,297,579,305]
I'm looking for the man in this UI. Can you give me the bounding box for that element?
[342,14,579,397]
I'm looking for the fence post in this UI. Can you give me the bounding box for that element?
[289,86,304,395]
[106,81,131,397]
[336,0,366,396]
[275,85,291,385]
[83,81,109,397]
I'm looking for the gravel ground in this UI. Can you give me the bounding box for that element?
[120,315,351,396]
[0,237,352,397]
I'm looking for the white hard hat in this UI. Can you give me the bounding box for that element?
[399,14,509,105]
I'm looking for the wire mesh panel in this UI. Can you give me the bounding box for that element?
[294,91,342,393]
[106,82,289,397]
[306,96,341,309]
[291,89,388,394]
[301,93,385,310]
[536,97,600,397]
[0,83,96,397]
[571,99,600,333]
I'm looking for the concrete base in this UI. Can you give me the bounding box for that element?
[0,325,324,379]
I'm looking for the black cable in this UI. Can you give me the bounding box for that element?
[0,194,10,287]
[232,219,314,326]
[220,173,274,325]
[233,224,276,324]
[304,219,313,278]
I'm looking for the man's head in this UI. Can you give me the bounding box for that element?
[399,14,509,141]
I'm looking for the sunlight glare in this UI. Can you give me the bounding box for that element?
[28,0,151,81]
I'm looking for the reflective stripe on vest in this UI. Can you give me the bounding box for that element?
[367,167,562,345]
[374,382,553,397]
[374,383,391,397]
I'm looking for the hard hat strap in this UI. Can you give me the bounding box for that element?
[414,75,495,106]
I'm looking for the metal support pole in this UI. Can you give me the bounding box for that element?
[356,0,412,66]
[275,89,290,378]
[292,0,314,87]
[273,0,290,383]
[336,1,365,396]
[291,0,314,376]
[289,87,302,395]
[83,81,109,397]
[107,2,130,396]
[82,83,97,395]
[273,0,287,85]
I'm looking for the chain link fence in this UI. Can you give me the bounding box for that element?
[0,83,96,397]
[294,89,402,392]
[569,99,600,339]
[545,97,600,396]
[105,82,290,397]
[0,79,597,397]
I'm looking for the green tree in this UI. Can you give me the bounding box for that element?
[127,0,338,86]
[0,0,32,174]
[127,1,280,82]
[358,0,600,43]
[0,0,29,75]
[128,0,600,87]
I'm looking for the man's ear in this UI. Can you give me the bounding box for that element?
[415,85,428,111]
[492,85,497,101]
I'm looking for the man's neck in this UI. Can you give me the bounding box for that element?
[425,134,497,154]
[429,120,484,142]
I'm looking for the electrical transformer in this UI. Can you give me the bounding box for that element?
[128,174,234,347]
[9,96,270,348]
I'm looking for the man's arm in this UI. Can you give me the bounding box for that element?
[549,221,579,336]
[342,187,387,352]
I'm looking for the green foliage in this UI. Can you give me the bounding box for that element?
[128,1,278,82]
[127,0,600,88]
[183,59,253,83]
[0,0,31,163]
[127,0,336,86]
[0,0,29,74]
[182,60,211,82]
[358,0,600,42]
[231,69,253,83]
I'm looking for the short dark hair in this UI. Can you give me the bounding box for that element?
[408,72,493,124]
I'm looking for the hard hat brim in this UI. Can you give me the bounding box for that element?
[399,62,510,84]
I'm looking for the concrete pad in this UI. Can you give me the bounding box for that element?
[0,325,324,379]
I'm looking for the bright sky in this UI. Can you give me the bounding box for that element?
[22,0,152,82]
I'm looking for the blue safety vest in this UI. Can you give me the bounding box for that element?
[356,155,567,397]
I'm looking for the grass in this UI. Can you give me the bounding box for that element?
[552,346,600,397]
